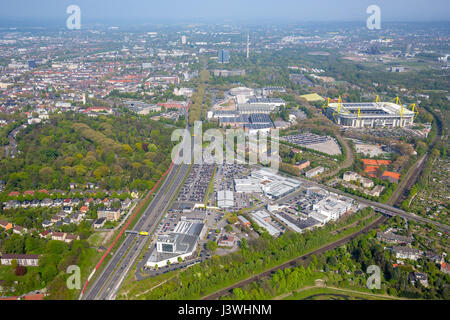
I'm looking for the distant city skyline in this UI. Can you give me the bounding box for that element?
[0,0,449,26]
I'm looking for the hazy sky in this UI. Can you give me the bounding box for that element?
[0,0,449,25]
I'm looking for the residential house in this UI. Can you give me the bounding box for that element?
[409,272,429,287]
[94,217,106,229]
[97,208,121,221]
[0,220,13,231]
[0,254,39,266]
[52,232,66,241]
[393,246,422,260]
[64,234,80,243]
[377,231,413,245]
[12,225,26,235]
[41,198,53,207]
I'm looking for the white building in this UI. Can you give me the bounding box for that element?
[146,219,206,268]
[311,195,352,222]
[217,190,234,208]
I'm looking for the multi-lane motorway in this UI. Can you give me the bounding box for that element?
[82,127,193,300]
[82,161,190,300]
[82,139,447,300]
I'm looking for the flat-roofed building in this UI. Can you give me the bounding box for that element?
[217,190,234,208]
[146,219,206,268]
[1,254,39,267]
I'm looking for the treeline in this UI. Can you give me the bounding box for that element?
[119,208,376,300]
[0,228,97,299]
[0,113,174,192]
[225,227,449,300]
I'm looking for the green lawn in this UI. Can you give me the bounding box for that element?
[283,287,398,300]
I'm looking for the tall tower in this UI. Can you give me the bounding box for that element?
[246,33,250,59]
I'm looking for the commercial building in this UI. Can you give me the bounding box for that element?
[326,102,415,128]
[251,169,301,199]
[237,215,251,227]
[237,103,276,115]
[212,69,245,77]
[305,166,325,178]
[310,195,352,223]
[218,49,230,64]
[294,160,310,171]
[217,190,234,208]
[146,218,206,268]
[234,178,262,193]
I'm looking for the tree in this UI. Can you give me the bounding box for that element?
[15,265,27,276]
[240,238,248,250]
[206,240,218,252]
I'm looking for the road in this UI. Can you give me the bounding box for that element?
[297,175,449,233]
[83,159,190,300]
[82,120,447,300]
[4,123,25,158]
[82,126,193,300]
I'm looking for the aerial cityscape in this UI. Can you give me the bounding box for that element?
[0,0,448,307]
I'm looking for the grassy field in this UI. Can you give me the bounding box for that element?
[283,286,400,300]
[117,268,182,300]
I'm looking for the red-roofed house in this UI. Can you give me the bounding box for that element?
[23,293,45,300]
[80,206,89,214]
[8,191,20,197]
[23,190,34,196]
[0,220,13,231]
[441,262,450,275]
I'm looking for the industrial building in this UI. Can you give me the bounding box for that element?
[326,100,416,128]
[251,210,282,236]
[251,169,302,199]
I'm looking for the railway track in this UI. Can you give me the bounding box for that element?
[201,215,387,300]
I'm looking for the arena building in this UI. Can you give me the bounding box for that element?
[326,101,416,128]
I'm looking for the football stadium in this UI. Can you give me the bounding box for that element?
[325,98,417,128]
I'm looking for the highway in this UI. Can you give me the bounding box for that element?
[82,131,447,300]
[82,131,192,300]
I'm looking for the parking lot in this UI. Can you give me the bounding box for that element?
[177,164,215,203]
